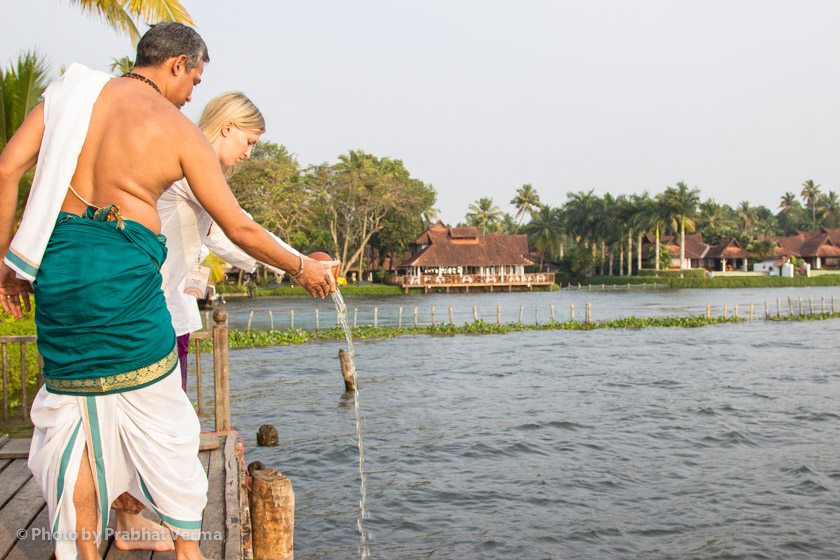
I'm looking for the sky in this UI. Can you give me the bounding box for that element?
[3,1,840,224]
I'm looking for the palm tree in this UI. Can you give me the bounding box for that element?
[510,183,542,224]
[1,51,50,150]
[779,192,798,215]
[801,179,822,229]
[736,201,759,241]
[661,181,700,271]
[524,205,563,271]
[465,197,503,234]
[819,191,840,228]
[630,193,658,273]
[109,56,134,75]
[68,0,194,44]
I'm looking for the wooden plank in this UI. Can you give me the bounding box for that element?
[199,433,220,452]
[0,478,46,558]
[199,446,224,559]
[4,504,51,560]
[236,440,252,560]
[0,435,9,449]
[223,435,242,560]
[0,439,31,460]
[0,460,31,507]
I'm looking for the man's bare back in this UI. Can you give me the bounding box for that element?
[62,72,207,233]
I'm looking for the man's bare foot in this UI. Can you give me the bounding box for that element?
[113,510,175,552]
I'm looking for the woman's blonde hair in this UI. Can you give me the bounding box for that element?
[198,91,266,143]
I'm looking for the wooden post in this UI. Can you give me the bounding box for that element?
[550,304,556,323]
[733,304,738,320]
[808,297,813,315]
[268,310,274,331]
[398,307,403,329]
[194,337,203,416]
[2,342,6,421]
[448,305,454,325]
[315,309,320,333]
[250,469,294,560]
[570,304,575,322]
[821,297,825,314]
[374,307,379,328]
[787,296,792,316]
[290,309,295,329]
[764,300,769,320]
[518,305,524,324]
[706,304,711,320]
[798,297,803,316]
[353,308,358,328]
[247,310,254,332]
[833,296,837,314]
[749,303,754,321]
[723,304,728,320]
[585,302,591,325]
[431,306,436,327]
[339,349,357,392]
[472,305,478,322]
[535,305,539,326]
[777,297,781,319]
[19,343,26,420]
[413,307,418,327]
[213,310,231,432]
[496,303,501,325]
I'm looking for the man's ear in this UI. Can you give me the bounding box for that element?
[170,54,189,76]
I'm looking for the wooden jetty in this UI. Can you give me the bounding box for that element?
[0,311,279,560]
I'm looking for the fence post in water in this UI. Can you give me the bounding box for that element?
[808,297,813,315]
[247,310,254,332]
[764,300,769,320]
[798,297,803,317]
[414,307,418,327]
[706,304,711,320]
[570,304,575,322]
[212,310,231,432]
[723,304,728,320]
[585,302,591,325]
[777,297,781,319]
[535,305,540,326]
[733,304,738,320]
[497,303,501,325]
[338,349,357,392]
[431,306,436,327]
[833,296,837,314]
[249,469,295,560]
[398,307,403,328]
[315,309,320,333]
[550,304,556,323]
[449,305,454,325]
[290,309,294,329]
[749,303,754,321]
[353,308,358,328]
[787,296,793,317]
[518,305,524,324]
[268,310,274,331]
[374,307,379,328]
[821,297,825,314]
[472,305,478,322]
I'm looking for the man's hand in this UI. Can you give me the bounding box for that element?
[293,256,338,299]
[0,263,32,318]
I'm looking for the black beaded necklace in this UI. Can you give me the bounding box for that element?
[121,72,162,96]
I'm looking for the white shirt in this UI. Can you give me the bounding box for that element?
[157,178,297,336]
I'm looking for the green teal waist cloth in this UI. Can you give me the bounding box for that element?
[33,207,177,395]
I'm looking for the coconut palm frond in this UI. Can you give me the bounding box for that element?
[126,0,194,26]
[68,0,194,43]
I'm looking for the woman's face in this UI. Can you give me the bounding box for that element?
[215,123,261,167]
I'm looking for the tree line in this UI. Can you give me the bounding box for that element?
[465,180,840,276]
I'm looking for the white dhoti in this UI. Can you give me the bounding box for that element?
[27,369,207,559]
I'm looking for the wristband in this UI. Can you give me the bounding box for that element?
[291,254,304,279]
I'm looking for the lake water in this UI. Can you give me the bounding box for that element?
[196,289,840,559]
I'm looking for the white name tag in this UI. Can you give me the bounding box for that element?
[183,264,211,298]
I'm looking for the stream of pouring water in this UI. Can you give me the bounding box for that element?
[331,290,370,558]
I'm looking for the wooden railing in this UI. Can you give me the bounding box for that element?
[0,311,231,431]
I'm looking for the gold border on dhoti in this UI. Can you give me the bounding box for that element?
[45,346,178,395]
